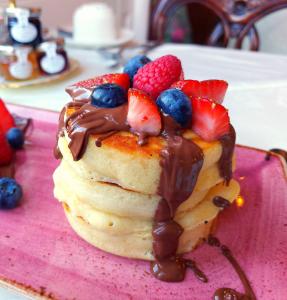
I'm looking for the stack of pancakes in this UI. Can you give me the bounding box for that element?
[53,110,240,260]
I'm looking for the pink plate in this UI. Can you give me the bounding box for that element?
[0,105,286,300]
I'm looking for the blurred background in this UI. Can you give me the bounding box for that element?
[0,0,287,54]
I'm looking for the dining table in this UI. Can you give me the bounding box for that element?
[0,43,286,299]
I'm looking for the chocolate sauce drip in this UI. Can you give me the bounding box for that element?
[95,131,117,147]
[65,103,129,160]
[151,116,204,282]
[214,288,248,300]
[54,101,88,159]
[207,236,256,300]
[218,125,236,185]
[151,256,207,283]
[265,148,287,163]
[213,196,231,209]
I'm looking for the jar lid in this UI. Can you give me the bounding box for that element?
[38,38,65,50]
[6,7,41,18]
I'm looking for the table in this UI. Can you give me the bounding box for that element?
[1,44,287,151]
[0,44,287,299]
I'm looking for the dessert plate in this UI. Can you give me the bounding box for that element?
[0,58,80,89]
[0,105,286,300]
[62,28,134,50]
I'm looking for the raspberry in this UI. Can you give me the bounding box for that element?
[133,55,182,99]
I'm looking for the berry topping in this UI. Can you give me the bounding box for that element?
[0,178,22,209]
[0,129,13,166]
[127,89,161,136]
[75,73,130,90]
[91,83,127,108]
[123,55,151,84]
[0,99,15,133]
[171,80,228,104]
[156,89,192,127]
[191,97,230,141]
[133,55,182,99]
[6,127,25,150]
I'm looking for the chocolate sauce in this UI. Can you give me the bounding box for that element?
[207,236,256,300]
[65,103,129,160]
[54,101,89,159]
[151,116,204,282]
[213,196,231,209]
[55,85,238,284]
[95,131,117,147]
[219,125,236,185]
[265,148,287,163]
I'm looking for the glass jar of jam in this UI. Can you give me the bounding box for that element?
[0,46,39,80]
[37,40,69,75]
[6,7,42,47]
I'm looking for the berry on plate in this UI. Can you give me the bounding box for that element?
[91,83,127,108]
[6,127,25,150]
[127,89,161,135]
[191,97,230,141]
[171,79,228,104]
[74,73,130,90]
[133,55,182,99]
[0,129,13,165]
[156,88,192,127]
[0,177,22,209]
[123,55,151,84]
[0,99,15,133]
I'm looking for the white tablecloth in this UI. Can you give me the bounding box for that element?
[0,44,287,299]
[1,44,287,151]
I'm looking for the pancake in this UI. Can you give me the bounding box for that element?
[58,129,231,195]
[53,68,239,280]
[54,159,233,219]
[60,179,240,260]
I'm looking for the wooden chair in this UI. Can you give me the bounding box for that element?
[149,0,287,50]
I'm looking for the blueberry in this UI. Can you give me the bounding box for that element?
[123,55,151,84]
[91,83,127,108]
[156,89,192,126]
[0,178,23,209]
[6,127,24,150]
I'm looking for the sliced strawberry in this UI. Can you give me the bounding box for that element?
[0,129,13,165]
[74,73,130,90]
[127,89,161,136]
[171,79,228,104]
[199,80,228,104]
[0,99,15,133]
[171,80,200,98]
[191,97,230,141]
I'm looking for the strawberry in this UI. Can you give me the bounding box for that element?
[0,129,13,165]
[0,99,15,133]
[171,80,200,98]
[191,97,230,141]
[199,80,228,104]
[171,79,228,104]
[74,73,130,90]
[127,89,161,136]
[133,55,182,99]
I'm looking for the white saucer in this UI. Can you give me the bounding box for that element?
[63,28,134,49]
